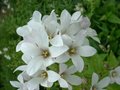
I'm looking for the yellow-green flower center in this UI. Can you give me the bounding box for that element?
[111,71,118,77]
[41,50,50,58]
[68,47,76,56]
[92,86,97,90]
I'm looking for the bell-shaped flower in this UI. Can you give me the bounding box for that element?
[90,72,110,90]
[58,64,82,90]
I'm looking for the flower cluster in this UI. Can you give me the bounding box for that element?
[10,9,99,90]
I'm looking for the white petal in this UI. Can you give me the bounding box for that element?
[68,84,72,90]
[55,53,69,63]
[32,11,41,22]
[58,78,68,88]
[22,54,31,64]
[10,81,21,88]
[27,77,41,90]
[14,65,26,72]
[17,73,24,83]
[60,9,71,29]
[16,25,32,37]
[47,70,60,82]
[44,58,54,67]
[79,45,97,57]
[80,17,91,29]
[92,72,99,86]
[21,43,40,57]
[98,77,110,88]
[16,41,24,52]
[115,66,120,74]
[66,65,77,74]
[71,11,81,21]
[49,45,69,57]
[65,75,82,85]
[27,56,44,76]
[50,35,63,47]
[59,64,68,74]
[71,55,84,72]
[91,37,100,43]
[41,80,53,87]
[115,77,120,85]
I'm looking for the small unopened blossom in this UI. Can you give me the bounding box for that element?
[109,66,120,85]
[58,64,82,90]
[4,55,11,60]
[90,73,110,90]
[3,47,8,52]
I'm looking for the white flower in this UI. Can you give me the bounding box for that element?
[27,70,60,89]
[109,66,120,85]
[55,39,96,72]
[58,64,82,90]
[10,72,39,90]
[20,26,68,75]
[90,72,110,90]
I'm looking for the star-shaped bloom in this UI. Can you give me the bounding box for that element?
[58,64,82,90]
[27,70,60,90]
[90,72,110,90]
[55,38,96,72]
[109,66,120,85]
[20,26,68,75]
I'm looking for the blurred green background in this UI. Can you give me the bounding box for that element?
[0,0,120,90]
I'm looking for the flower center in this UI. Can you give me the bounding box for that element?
[41,50,50,58]
[92,86,97,90]
[39,71,48,79]
[68,47,76,56]
[48,34,53,40]
[111,71,118,77]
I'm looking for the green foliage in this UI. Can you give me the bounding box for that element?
[0,0,120,90]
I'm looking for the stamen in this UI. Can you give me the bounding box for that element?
[41,50,50,58]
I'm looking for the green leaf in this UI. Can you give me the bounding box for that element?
[107,13,120,24]
[107,51,118,68]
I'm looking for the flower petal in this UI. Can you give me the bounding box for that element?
[59,64,68,74]
[98,77,110,88]
[16,25,32,37]
[71,11,81,21]
[22,54,32,64]
[21,43,40,57]
[32,11,41,22]
[65,75,82,85]
[14,65,27,72]
[79,45,97,57]
[58,78,68,88]
[41,80,53,87]
[92,72,99,86]
[10,81,21,88]
[66,65,77,74]
[49,45,69,57]
[55,53,69,63]
[47,70,60,82]
[27,56,44,76]
[27,77,42,90]
[60,9,71,29]
[16,41,24,52]
[71,55,84,72]
[50,35,63,47]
